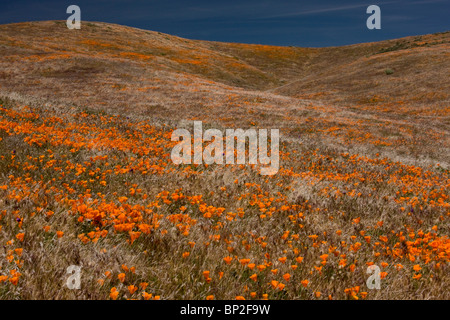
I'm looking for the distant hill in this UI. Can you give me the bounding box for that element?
[0,21,448,113]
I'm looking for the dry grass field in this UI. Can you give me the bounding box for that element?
[0,21,449,300]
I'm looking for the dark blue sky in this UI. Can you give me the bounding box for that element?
[0,0,448,47]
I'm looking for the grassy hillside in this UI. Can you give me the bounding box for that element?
[0,21,449,300]
[273,32,450,108]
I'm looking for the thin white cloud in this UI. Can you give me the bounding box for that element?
[257,1,400,19]
[409,0,446,4]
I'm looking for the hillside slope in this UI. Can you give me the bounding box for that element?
[0,21,448,107]
[0,21,449,300]
[1,21,449,162]
[272,33,450,108]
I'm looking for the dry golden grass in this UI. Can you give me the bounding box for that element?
[0,21,448,300]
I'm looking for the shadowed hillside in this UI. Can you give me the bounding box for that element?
[271,33,450,108]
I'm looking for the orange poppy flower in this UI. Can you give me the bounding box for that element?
[142,292,152,300]
[278,257,287,264]
[295,256,304,264]
[279,271,289,281]
[223,256,233,264]
[128,285,137,295]
[110,288,119,300]
[9,276,19,286]
[140,282,149,290]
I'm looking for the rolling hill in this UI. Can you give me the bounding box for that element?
[0,21,449,300]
